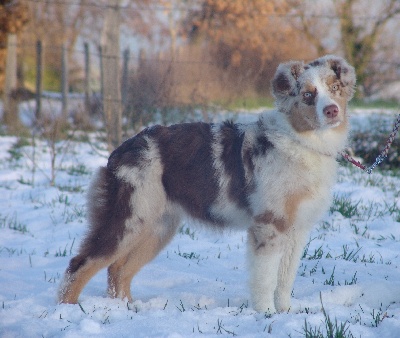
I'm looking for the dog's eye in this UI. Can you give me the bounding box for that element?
[331,84,339,91]
[303,92,313,98]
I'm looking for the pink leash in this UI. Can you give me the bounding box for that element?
[341,113,400,174]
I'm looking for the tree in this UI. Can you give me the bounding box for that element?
[295,0,400,97]
[337,0,400,96]
[0,0,29,93]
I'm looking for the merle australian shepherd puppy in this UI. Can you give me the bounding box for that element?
[59,55,356,313]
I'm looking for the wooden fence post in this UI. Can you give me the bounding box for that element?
[84,42,91,114]
[35,40,42,122]
[61,42,68,120]
[121,47,130,107]
[3,33,19,130]
[101,0,122,152]
[98,45,104,115]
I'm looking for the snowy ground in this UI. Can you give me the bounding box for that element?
[0,110,400,337]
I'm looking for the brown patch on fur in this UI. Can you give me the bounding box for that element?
[325,76,341,93]
[248,225,279,253]
[328,59,343,80]
[253,187,312,234]
[284,188,312,227]
[273,72,292,93]
[59,255,114,304]
[150,123,222,225]
[273,73,292,92]
[332,106,349,134]
[302,87,318,106]
[287,104,319,133]
[290,63,304,80]
[254,210,286,233]
[67,255,87,274]
[107,253,130,299]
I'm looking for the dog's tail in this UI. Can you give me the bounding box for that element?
[83,166,132,258]
[86,167,114,237]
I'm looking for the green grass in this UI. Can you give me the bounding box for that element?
[175,246,201,261]
[349,98,399,109]
[66,164,91,176]
[301,293,356,338]
[8,137,31,163]
[330,195,360,219]
[55,238,75,257]
[336,245,361,262]
[218,96,398,111]
[179,225,197,240]
[23,56,62,92]
[0,213,29,235]
[351,304,392,328]
[215,96,275,110]
[58,184,84,193]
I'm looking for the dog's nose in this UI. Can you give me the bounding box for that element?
[323,104,339,118]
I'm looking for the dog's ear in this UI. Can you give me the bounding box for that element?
[310,55,356,100]
[272,61,304,99]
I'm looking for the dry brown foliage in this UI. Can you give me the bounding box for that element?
[184,0,317,95]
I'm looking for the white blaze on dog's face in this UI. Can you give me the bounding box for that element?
[272,55,356,133]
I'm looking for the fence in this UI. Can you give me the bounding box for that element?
[2,35,247,134]
[3,32,400,138]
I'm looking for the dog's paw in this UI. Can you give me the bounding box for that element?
[252,300,277,314]
[274,292,291,313]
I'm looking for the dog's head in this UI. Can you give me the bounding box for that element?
[272,55,356,133]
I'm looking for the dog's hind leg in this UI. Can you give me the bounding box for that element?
[58,253,116,304]
[107,213,180,302]
[59,225,141,304]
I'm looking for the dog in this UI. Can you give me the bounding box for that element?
[58,55,355,313]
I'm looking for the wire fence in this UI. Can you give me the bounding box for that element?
[3,38,400,135]
[3,37,237,137]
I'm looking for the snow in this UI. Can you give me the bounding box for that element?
[1,110,400,337]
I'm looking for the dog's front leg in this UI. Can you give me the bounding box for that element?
[274,228,309,312]
[247,225,284,313]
